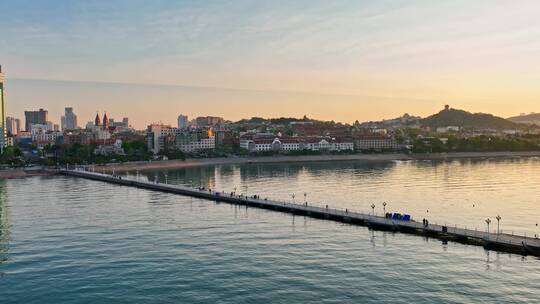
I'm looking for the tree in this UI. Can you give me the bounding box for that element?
[0,146,23,165]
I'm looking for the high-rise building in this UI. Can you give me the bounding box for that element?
[24,108,48,132]
[0,65,6,153]
[6,116,21,135]
[178,114,189,129]
[61,107,78,131]
[6,117,14,135]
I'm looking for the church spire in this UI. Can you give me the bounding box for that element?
[103,112,109,129]
[95,112,101,126]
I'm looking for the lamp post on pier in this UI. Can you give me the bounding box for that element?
[371,203,376,216]
[304,193,307,204]
[485,218,491,234]
[496,215,501,234]
[292,193,295,204]
[382,202,387,214]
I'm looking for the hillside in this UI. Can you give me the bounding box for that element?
[508,113,540,125]
[422,106,521,130]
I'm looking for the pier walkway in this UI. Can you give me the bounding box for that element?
[61,169,540,257]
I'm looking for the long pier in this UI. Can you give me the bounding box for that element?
[61,169,540,257]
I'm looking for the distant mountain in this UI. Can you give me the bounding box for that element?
[422,106,521,130]
[508,113,540,125]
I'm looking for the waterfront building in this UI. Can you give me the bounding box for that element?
[214,128,236,145]
[94,139,125,156]
[178,114,189,129]
[0,65,6,153]
[24,108,48,132]
[147,124,215,154]
[354,135,400,151]
[147,124,178,154]
[240,133,354,153]
[61,107,79,131]
[175,129,215,152]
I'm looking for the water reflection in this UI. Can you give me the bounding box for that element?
[133,160,397,190]
[3,173,540,303]
[0,180,10,265]
[126,157,540,236]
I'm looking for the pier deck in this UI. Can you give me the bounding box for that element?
[61,169,540,257]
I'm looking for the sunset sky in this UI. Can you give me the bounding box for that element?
[2,0,540,128]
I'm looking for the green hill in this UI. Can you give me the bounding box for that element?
[422,106,521,130]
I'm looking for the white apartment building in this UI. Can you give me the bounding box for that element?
[240,134,354,153]
[177,137,215,152]
[32,131,62,145]
[147,124,215,154]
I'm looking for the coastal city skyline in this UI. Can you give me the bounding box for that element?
[3,1,540,128]
[3,2,540,303]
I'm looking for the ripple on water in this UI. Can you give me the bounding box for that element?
[2,160,540,303]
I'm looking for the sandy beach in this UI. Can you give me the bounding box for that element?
[92,151,540,173]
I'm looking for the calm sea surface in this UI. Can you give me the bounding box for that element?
[2,157,540,303]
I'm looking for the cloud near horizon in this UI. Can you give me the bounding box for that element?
[1,0,540,127]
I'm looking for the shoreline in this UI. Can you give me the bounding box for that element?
[93,151,540,172]
[2,151,539,178]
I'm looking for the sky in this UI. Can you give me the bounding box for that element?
[1,0,540,129]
